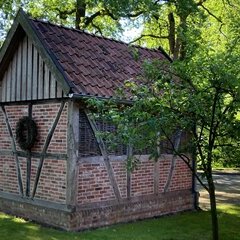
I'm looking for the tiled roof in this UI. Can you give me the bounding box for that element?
[30,19,170,98]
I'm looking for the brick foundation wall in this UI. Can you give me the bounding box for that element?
[0,189,195,231]
[0,101,68,203]
[0,195,72,229]
[72,190,194,231]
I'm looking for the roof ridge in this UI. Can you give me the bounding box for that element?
[29,17,171,58]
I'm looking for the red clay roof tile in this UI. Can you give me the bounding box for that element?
[30,19,170,98]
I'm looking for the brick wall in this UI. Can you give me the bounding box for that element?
[0,156,19,194]
[78,162,115,204]
[0,101,195,231]
[77,155,193,205]
[20,158,67,203]
[112,161,127,198]
[159,156,192,192]
[0,101,68,203]
[168,158,192,191]
[31,103,68,153]
[131,160,154,197]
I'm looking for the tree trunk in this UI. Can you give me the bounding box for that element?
[168,12,175,58]
[76,0,86,29]
[207,172,219,240]
[178,16,187,61]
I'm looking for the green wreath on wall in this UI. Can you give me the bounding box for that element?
[16,116,38,151]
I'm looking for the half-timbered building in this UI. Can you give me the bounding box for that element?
[0,9,197,230]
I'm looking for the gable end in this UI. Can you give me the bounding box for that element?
[0,35,65,102]
[0,9,73,99]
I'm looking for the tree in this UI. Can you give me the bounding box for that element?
[89,39,240,240]
[0,0,120,38]
[87,2,240,240]
[0,0,153,43]
[128,0,239,59]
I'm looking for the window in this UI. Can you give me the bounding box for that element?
[79,110,190,157]
[79,110,126,157]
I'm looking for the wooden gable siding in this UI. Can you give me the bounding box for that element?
[0,36,66,103]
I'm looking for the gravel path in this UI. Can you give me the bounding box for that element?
[197,172,240,209]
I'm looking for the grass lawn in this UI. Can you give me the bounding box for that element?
[0,204,239,240]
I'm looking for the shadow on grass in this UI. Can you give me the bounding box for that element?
[0,205,239,240]
[217,204,240,240]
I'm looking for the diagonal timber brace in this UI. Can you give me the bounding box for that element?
[32,101,66,198]
[0,105,24,196]
[85,110,121,202]
[164,129,183,192]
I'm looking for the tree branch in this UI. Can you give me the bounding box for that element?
[84,8,120,29]
[56,8,75,19]
[125,11,145,18]
[199,4,222,23]
[106,9,118,20]
[129,34,169,44]
[222,0,238,8]
[219,23,227,38]
[192,128,207,171]
[212,99,236,140]
[198,122,205,143]
[206,89,219,169]
[76,0,86,29]
[84,10,102,27]
[197,0,208,6]
[92,22,103,36]
[161,127,209,192]
[214,143,238,148]
[179,153,209,192]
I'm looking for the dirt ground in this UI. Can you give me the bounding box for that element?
[197,171,240,209]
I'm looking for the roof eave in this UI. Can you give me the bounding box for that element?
[68,93,133,105]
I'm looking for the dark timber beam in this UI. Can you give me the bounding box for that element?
[26,103,32,197]
[32,101,66,198]
[0,150,67,160]
[0,105,24,196]
[66,100,79,207]
[0,191,74,213]
[126,145,132,199]
[164,130,183,192]
[85,110,121,202]
[154,132,161,195]
[154,161,160,195]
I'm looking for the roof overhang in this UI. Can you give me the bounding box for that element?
[68,93,133,105]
